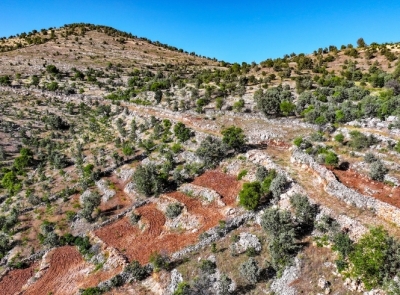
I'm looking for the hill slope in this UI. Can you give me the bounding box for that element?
[0,23,400,294]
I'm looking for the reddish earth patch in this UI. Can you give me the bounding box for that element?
[0,262,37,295]
[166,191,222,230]
[95,193,224,265]
[192,170,242,205]
[265,139,291,149]
[99,175,134,216]
[331,168,400,208]
[23,246,121,295]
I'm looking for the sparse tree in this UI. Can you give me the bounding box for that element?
[357,37,367,48]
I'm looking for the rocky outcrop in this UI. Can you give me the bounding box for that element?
[229,232,261,255]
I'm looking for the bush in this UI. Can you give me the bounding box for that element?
[349,227,392,289]
[0,233,10,259]
[255,166,268,182]
[349,131,379,150]
[173,282,191,295]
[165,203,183,219]
[199,259,216,274]
[364,153,377,163]
[149,251,169,270]
[293,137,303,147]
[0,75,11,86]
[125,260,148,281]
[269,173,288,200]
[129,212,141,224]
[369,160,388,182]
[325,151,339,167]
[239,257,259,285]
[237,169,247,180]
[261,169,277,194]
[46,64,59,74]
[332,232,354,258]
[239,182,262,210]
[81,287,103,295]
[46,81,59,91]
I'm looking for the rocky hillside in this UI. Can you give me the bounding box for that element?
[0,23,400,294]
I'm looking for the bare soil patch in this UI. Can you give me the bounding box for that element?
[95,191,225,264]
[192,170,242,205]
[289,244,348,294]
[0,262,37,295]
[331,167,400,208]
[24,246,120,295]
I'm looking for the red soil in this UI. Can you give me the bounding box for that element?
[192,170,242,205]
[331,168,400,208]
[23,246,121,295]
[0,262,37,295]
[265,139,291,149]
[94,192,224,265]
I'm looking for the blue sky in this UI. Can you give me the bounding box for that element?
[1,1,400,63]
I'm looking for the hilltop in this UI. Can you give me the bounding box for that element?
[0,23,400,295]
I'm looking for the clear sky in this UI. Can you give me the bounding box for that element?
[1,0,400,63]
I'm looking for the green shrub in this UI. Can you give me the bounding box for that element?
[239,182,261,210]
[239,257,259,285]
[173,282,191,295]
[293,137,303,147]
[199,259,216,274]
[349,227,391,289]
[130,212,141,224]
[125,260,148,281]
[165,203,183,219]
[332,232,353,258]
[369,160,388,182]
[335,133,344,143]
[237,169,248,180]
[325,151,339,167]
[81,287,103,295]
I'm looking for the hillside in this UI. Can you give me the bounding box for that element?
[0,23,400,294]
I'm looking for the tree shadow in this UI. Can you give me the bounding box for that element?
[338,161,350,171]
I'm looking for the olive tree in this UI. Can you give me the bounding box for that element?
[132,163,166,197]
[221,126,246,152]
[195,136,227,168]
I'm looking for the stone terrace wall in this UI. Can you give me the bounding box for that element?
[291,148,400,225]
